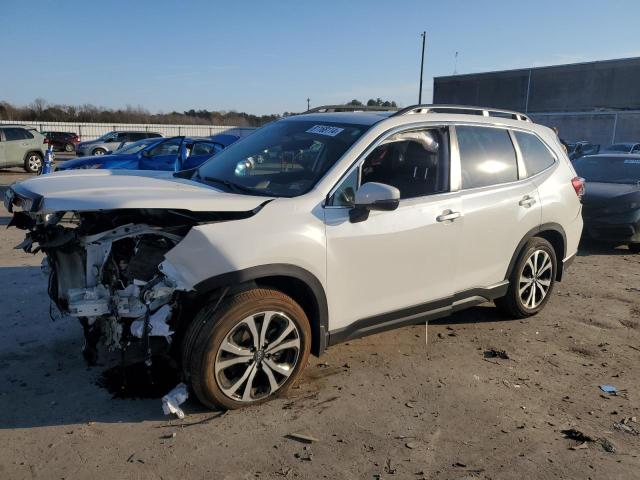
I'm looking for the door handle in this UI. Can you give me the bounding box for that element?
[519,195,536,208]
[436,209,461,222]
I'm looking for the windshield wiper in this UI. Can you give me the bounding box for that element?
[201,176,260,195]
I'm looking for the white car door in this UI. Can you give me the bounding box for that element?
[323,126,462,335]
[453,125,542,291]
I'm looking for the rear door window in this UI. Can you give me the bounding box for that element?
[3,128,30,141]
[456,126,518,189]
[514,131,555,176]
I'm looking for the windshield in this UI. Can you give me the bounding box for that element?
[195,120,369,197]
[574,156,640,184]
[603,144,632,152]
[95,132,114,142]
[114,138,159,154]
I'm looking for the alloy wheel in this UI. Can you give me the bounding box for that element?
[519,249,553,309]
[214,311,301,402]
[28,154,42,172]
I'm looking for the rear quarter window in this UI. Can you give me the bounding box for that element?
[456,125,518,189]
[514,131,555,176]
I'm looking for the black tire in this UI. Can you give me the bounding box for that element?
[92,148,107,156]
[629,244,640,254]
[496,237,557,318]
[24,152,43,173]
[64,143,74,152]
[184,288,311,410]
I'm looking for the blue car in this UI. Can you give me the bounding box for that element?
[57,134,239,172]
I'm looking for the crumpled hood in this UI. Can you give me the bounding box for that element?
[9,169,272,213]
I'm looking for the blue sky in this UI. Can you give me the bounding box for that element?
[2,0,639,115]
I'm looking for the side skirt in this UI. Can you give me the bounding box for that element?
[326,281,509,347]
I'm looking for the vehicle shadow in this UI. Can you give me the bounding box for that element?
[0,265,221,430]
[577,238,633,257]
[430,303,510,326]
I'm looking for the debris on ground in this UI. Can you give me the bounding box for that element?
[561,428,617,453]
[600,438,616,453]
[484,348,509,360]
[294,450,313,461]
[162,383,189,419]
[383,458,397,474]
[405,441,418,449]
[286,433,319,444]
[613,418,640,436]
[561,428,596,443]
[161,432,177,439]
[599,385,617,393]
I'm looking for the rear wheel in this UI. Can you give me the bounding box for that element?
[184,288,311,410]
[64,142,74,152]
[496,237,557,318]
[24,152,43,173]
[92,148,107,156]
[629,244,640,254]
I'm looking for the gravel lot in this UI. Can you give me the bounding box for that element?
[0,185,638,479]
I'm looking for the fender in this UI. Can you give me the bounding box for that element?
[193,264,329,355]
[504,222,567,281]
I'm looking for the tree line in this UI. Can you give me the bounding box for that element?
[0,97,399,127]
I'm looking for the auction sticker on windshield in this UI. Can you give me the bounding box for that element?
[306,125,345,137]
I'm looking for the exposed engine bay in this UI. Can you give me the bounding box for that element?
[10,207,246,365]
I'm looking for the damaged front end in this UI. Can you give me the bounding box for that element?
[8,197,257,366]
[13,208,196,365]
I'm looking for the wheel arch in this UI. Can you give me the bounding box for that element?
[505,223,567,282]
[190,264,329,356]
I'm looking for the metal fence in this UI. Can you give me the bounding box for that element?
[530,110,640,147]
[0,120,257,142]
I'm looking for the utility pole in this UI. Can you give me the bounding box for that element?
[306,98,310,111]
[418,32,426,104]
[453,51,459,74]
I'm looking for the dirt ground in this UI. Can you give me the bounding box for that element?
[0,195,639,479]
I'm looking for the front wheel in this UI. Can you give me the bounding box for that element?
[92,148,107,156]
[184,288,311,410]
[496,237,557,318]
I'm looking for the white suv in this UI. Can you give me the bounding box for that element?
[5,105,584,410]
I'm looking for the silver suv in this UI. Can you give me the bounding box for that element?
[0,125,46,172]
[6,104,584,410]
[76,130,163,156]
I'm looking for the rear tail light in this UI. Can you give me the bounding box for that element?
[571,176,585,198]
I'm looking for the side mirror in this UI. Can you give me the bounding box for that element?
[349,182,400,223]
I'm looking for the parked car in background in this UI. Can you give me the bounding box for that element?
[574,154,640,253]
[0,125,46,173]
[57,133,238,171]
[567,141,599,160]
[42,131,80,152]
[6,104,583,410]
[600,142,640,154]
[76,131,163,157]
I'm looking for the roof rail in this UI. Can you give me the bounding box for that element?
[305,104,399,114]
[393,104,531,122]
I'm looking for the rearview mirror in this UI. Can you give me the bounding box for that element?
[349,182,400,223]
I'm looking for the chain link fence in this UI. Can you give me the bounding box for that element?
[0,120,257,142]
